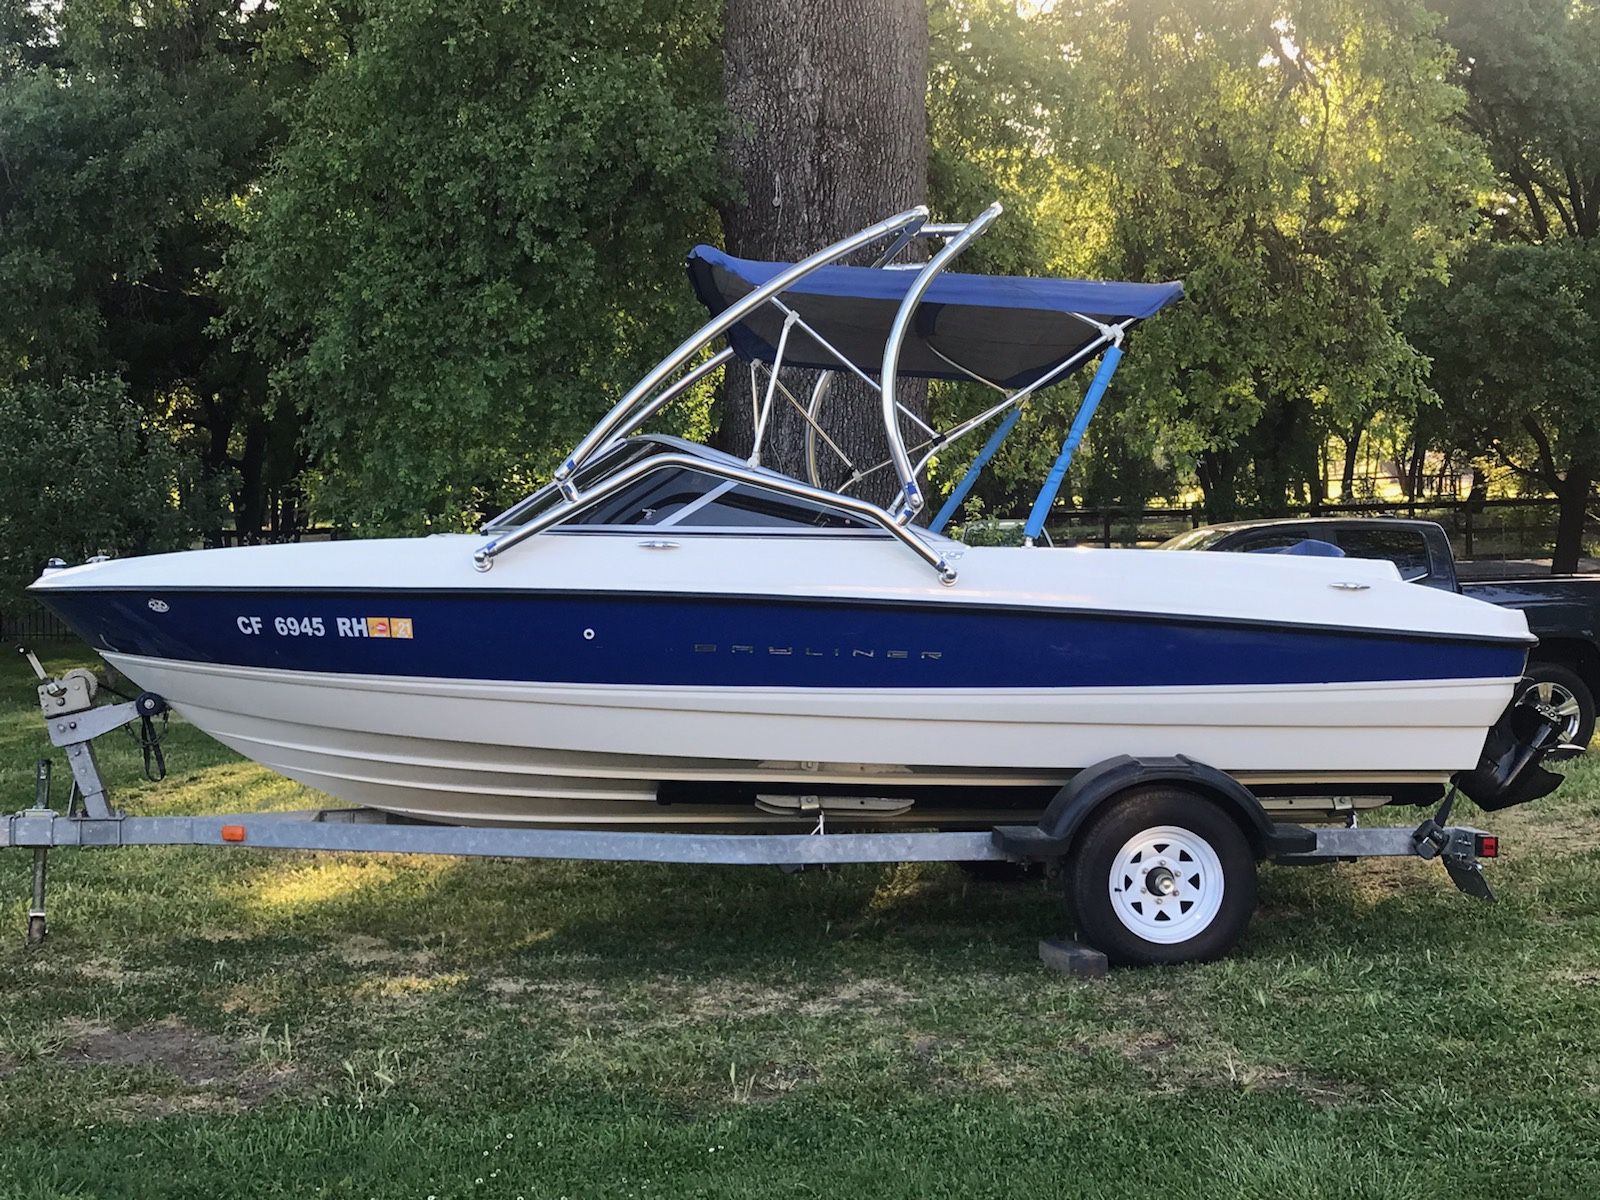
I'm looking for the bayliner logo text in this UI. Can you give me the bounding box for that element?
[693,643,941,660]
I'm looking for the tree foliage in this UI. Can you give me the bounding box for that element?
[1418,0,1600,568]
[1436,0,1600,242]
[0,0,297,554]
[0,377,217,600]
[1412,241,1600,566]
[928,0,1484,519]
[231,0,724,529]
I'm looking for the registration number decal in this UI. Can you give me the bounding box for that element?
[235,615,414,639]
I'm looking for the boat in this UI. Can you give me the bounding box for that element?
[28,205,1559,830]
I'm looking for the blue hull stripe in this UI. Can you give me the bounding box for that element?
[37,590,1528,690]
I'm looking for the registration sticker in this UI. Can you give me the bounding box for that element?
[240,614,415,639]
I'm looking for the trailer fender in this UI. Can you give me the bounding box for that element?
[991,755,1308,861]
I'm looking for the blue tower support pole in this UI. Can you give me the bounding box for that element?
[1022,342,1123,543]
[930,405,1026,534]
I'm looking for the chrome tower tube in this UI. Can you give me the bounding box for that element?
[878,202,1004,523]
[553,207,930,492]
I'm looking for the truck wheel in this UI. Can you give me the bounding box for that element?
[1518,662,1595,749]
[1064,788,1257,966]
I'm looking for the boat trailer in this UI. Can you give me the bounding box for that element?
[6,652,1507,968]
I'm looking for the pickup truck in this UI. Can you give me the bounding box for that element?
[1160,517,1600,748]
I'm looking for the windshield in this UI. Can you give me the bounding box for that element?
[485,435,810,532]
[560,465,875,530]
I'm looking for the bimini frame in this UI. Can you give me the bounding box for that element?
[474,204,1137,583]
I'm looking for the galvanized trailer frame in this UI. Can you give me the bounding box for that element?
[5,655,1503,959]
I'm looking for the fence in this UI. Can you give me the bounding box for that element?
[1,607,75,644]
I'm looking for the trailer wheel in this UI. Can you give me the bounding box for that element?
[1518,662,1594,750]
[1065,788,1256,966]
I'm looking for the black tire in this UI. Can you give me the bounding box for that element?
[1064,788,1257,967]
[1518,661,1595,750]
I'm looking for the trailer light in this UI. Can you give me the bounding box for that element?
[1476,834,1499,859]
[220,825,246,843]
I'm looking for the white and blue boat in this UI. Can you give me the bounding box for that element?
[30,206,1544,829]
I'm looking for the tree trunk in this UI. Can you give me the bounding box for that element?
[717,0,929,509]
[1250,394,1300,515]
[1552,466,1592,574]
[1340,421,1365,500]
[198,396,235,547]
[1196,448,1239,521]
[1414,432,1440,502]
[235,416,270,545]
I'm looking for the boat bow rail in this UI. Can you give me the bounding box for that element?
[474,205,1184,581]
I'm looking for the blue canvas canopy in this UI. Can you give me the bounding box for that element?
[687,245,1184,390]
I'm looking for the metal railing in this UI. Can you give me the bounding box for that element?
[548,208,932,499]
[1,608,75,643]
[476,207,950,577]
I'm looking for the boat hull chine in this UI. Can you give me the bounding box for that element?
[100,652,1514,828]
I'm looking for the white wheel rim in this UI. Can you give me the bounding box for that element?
[1107,825,1225,945]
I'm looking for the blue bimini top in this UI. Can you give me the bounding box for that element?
[687,246,1184,390]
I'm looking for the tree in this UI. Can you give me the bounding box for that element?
[927,0,1087,281]
[1079,0,1481,517]
[232,0,723,530]
[0,0,291,541]
[1422,0,1600,569]
[715,0,928,507]
[1435,0,1600,243]
[1411,241,1600,570]
[0,378,215,604]
[919,0,1483,524]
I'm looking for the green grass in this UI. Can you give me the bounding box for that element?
[2,650,1599,1198]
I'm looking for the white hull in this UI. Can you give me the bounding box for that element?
[108,652,1515,828]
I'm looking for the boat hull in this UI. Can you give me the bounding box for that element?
[100,651,1513,827]
[32,535,1533,829]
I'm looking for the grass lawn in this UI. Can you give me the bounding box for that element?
[2,649,1599,1198]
